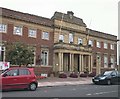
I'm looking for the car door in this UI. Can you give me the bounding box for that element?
[117,72,120,84]
[2,69,19,89]
[17,69,31,88]
[110,71,117,84]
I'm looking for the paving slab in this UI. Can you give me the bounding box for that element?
[37,77,93,87]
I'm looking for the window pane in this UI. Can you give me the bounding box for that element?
[104,56,108,68]
[111,57,114,68]
[111,44,114,50]
[29,29,37,37]
[0,24,7,33]
[69,33,73,43]
[19,69,30,75]
[6,69,18,76]
[14,26,22,35]
[59,35,64,42]
[45,53,47,65]
[104,43,108,49]
[42,32,49,40]
[41,51,48,66]
[97,41,101,48]
[88,40,93,46]
[78,38,82,44]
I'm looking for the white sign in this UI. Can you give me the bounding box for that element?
[0,46,1,51]
[0,62,10,70]
[41,73,48,77]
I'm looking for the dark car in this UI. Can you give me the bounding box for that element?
[92,70,120,85]
[0,67,38,91]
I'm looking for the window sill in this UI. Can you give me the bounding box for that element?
[28,36,37,38]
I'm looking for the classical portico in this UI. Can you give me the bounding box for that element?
[53,43,93,73]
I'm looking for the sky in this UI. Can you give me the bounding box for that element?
[0,0,119,37]
[0,0,120,65]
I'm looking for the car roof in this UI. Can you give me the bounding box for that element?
[104,70,117,72]
[102,70,118,74]
[8,67,34,70]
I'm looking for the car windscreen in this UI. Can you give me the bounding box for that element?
[118,72,120,77]
[102,71,113,76]
[1,69,9,75]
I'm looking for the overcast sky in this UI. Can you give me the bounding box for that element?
[0,0,119,37]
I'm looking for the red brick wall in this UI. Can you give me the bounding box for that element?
[2,23,54,70]
[34,66,53,77]
[92,40,117,69]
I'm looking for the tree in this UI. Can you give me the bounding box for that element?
[5,42,35,67]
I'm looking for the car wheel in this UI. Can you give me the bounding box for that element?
[29,83,37,91]
[94,82,97,85]
[107,80,111,85]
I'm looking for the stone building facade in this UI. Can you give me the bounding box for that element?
[0,7,117,75]
[0,7,54,75]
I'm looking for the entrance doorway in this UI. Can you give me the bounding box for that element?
[74,54,80,72]
[63,53,70,72]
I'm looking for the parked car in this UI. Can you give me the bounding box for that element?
[0,67,38,91]
[92,70,120,85]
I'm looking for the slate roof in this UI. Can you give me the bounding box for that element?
[87,28,117,41]
[0,7,53,27]
[51,11,86,27]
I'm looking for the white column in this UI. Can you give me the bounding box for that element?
[70,53,72,71]
[88,55,91,72]
[91,55,93,72]
[79,54,82,71]
[58,52,62,71]
[71,54,74,71]
[81,55,84,71]
[61,52,63,71]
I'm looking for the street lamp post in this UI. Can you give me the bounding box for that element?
[117,39,120,71]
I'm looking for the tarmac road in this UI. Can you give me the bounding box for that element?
[2,84,119,98]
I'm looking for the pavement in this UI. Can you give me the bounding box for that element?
[37,77,93,87]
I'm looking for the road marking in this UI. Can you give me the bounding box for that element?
[86,94,92,96]
[72,88,76,91]
[93,91,117,95]
[86,91,117,96]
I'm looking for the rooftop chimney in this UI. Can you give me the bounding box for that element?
[67,11,74,19]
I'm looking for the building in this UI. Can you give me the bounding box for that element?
[0,7,117,76]
[52,11,117,74]
[0,7,54,75]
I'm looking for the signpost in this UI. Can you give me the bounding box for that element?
[0,62,10,70]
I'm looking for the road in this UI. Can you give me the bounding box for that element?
[1,84,119,98]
